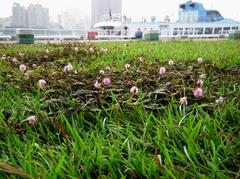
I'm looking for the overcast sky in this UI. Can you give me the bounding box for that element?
[0,0,240,22]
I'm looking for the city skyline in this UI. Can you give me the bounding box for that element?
[0,0,240,22]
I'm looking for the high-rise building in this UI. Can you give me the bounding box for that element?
[11,3,50,28]
[27,4,50,28]
[91,0,122,26]
[12,3,28,28]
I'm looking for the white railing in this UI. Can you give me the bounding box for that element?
[0,28,237,41]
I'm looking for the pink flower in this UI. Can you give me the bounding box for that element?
[74,47,79,52]
[12,57,17,65]
[180,97,188,105]
[197,57,204,64]
[194,88,203,98]
[32,64,37,68]
[215,96,224,104]
[159,67,166,75]
[139,56,145,62]
[125,63,131,70]
[27,115,36,124]
[88,47,95,53]
[99,70,105,75]
[197,79,204,86]
[168,60,174,66]
[102,77,111,86]
[64,63,73,72]
[19,64,26,72]
[130,86,139,94]
[38,79,46,89]
[94,80,100,89]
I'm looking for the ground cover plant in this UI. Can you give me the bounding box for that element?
[0,40,240,178]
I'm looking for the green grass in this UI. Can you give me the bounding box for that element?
[0,40,239,178]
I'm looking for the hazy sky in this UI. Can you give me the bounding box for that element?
[0,0,240,22]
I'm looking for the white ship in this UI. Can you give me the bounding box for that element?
[92,1,240,39]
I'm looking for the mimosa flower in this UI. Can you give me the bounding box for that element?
[38,79,46,89]
[130,86,139,94]
[102,77,111,86]
[27,115,36,124]
[197,57,204,64]
[125,63,131,70]
[64,63,73,72]
[194,88,203,98]
[180,96,188,105]
[19,64,26,72]
[159,67,166,75]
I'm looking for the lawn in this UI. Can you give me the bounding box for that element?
[0,40,239,178]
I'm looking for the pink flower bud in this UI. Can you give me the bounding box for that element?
[194,88,203,98]
[88,47,95,53]
[215,96,224,104]
[12,57,17,65]
[38,79,46,89]
[27,115,36,124]
[159,67,166,75]
[94,80,100,89]
[130,86,139,94]
[180,96,188,105]
[19,64,26,72]
[102,77,111,86]
[139,56,145,62]
[74,47,79,52]
[197,79,204,86]
[125,63,131,70]
[168,60,174,66]
[64,63,73,72]
[197,57,204,64]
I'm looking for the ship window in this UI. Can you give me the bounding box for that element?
[178,28,183,35]
[189,28,194,35]
[184,28,189,35]
[223,27,230,30]
[173,28,178,35]
[214,27,222,34]
[195,28,203,35]
[205,28,213,34]
[180,4,185,9]
[190,3,195,8]
[223,27,230,34]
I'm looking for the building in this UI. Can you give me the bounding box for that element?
[91,0,122,26]
[12,3,28,28]
[11,3,50,28]
[27,4,50,28]
[57,12,75,29]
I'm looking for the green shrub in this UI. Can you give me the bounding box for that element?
[229,31,240,40]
